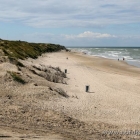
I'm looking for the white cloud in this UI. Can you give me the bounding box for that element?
[65,31,116,39]
[21,31,140,46]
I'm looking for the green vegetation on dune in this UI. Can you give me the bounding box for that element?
[8,71,26,84]
[0,39,66,60]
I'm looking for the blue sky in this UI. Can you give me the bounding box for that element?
[0,0,140,47]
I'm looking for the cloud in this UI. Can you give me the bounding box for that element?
[23,31,117,45]
[24,31,140,42]
[0,0,140,28]
[22,31,140,46]
[64,31,117,39]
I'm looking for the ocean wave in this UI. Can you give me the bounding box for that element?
[133,49,139,51]
[123,56,133,60]
[108,54,118,57]
[106,51,123,54]
[70,47,140,62]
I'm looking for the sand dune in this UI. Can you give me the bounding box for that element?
[0,51,140,139]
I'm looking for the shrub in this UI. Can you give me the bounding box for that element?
[55,88,69,98]
[8,57,24,67]
[16,61,25,67]
[32,65,41,71]
[8,71,26,84]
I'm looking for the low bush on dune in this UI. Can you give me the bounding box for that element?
[49,87,69,98]
[48,66,67,78]
[8,57,25,67]
[8,71,26,84]
[16,61,25,67]
[55,88,69,98]
[30,65,67,84]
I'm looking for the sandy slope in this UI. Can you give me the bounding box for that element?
[0,51,140,139]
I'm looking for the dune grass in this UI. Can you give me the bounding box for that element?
[0,39,66,60]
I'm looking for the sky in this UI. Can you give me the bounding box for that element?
[0,0,140,47]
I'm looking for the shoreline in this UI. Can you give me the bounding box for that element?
[69,48,140,68]
[68,51,140,77]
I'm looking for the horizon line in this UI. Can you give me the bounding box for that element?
[66,46,140,48]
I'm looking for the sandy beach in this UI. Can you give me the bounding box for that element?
[0,50,140,139]
[35,51,140,125]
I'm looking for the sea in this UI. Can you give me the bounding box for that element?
[68,47,140,68]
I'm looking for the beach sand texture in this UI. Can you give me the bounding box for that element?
[35,52,140,125]
[0,51,140,139]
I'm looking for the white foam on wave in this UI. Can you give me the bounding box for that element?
[105,51,122,56]
[124,56,133,60]
[108,54,118,57]
[92,54,108,59]
[134,49,139,51]
[70,48,140,65]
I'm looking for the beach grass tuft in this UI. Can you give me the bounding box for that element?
[8,71,26,84]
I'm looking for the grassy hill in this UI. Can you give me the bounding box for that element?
[0,39,66,60]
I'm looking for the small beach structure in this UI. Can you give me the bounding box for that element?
[65,69,67,73]
[85,85,90,92]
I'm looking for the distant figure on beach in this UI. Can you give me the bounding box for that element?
[118,58,119,61]
[123,57,125,61]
